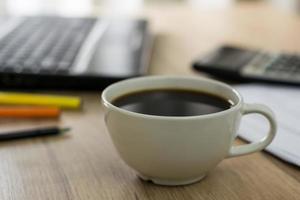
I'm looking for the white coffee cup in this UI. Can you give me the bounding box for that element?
[102,76,277,186]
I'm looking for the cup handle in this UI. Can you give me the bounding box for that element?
[227,103,277,158]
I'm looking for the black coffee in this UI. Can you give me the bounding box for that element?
[112,89,233,116]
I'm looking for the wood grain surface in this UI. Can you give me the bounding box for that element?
[0,1,299,199]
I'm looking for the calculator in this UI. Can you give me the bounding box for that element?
[192,45,300,85]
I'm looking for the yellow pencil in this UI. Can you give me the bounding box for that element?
[0,92,81,109]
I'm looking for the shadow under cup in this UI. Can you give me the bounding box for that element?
[102,76,244,186]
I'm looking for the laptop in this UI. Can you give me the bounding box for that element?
[0,16,151,90]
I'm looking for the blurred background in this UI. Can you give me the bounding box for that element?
[0,0,299,16]
[0,0,299,79]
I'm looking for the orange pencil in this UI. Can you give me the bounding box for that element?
[0,107,61,118]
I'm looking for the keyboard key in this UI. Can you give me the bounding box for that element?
[41,59,56,69]
[57,61,71,70]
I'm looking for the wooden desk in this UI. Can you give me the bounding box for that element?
[0,2,299,199]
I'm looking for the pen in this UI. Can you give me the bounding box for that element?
[0,107,61,118]
[0,92,81,109]
[0,127,70,141]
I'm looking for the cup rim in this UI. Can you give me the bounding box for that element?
[101,75,243,120]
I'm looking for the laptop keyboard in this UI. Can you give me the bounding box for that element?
[0,16,96,74]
